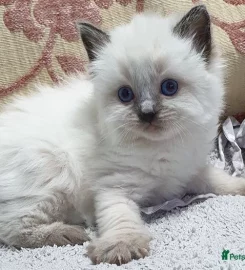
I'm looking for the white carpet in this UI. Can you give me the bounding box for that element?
[1,195,245,270]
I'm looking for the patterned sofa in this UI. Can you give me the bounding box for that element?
[0,0,244,118]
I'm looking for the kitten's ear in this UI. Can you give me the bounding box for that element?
[173,5,211,62]
[78,22,110,61]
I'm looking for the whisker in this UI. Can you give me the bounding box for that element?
[180,116,208,131]
[175,120,193,140]
[98,122,129,144]
[173,122,184,147]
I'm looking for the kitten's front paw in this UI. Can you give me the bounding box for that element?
[44,223,90,247]
[87,233,151,265]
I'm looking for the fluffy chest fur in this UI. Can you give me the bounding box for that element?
[87,128,211,206]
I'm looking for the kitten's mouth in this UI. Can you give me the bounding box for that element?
[144,123,161,132]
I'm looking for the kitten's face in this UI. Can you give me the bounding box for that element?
[80,6,224,142]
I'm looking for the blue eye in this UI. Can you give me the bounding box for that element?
[161,79,178,96]
[118,86,134,103]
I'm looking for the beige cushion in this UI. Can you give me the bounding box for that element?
[0,0,244,115]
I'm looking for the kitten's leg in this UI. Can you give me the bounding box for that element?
[1,194,90,248]
[187,166,245,195]
[87,191,151,265]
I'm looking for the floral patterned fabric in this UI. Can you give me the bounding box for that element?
[0,0,244,116]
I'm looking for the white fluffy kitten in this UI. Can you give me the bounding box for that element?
[0,5,245,265]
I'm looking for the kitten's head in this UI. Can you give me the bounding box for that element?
[79,5,224,143]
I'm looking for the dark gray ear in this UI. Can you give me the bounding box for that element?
[78,22,110,61]
[173,5,211,62]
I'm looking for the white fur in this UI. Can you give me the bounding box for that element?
[0,11,244,265]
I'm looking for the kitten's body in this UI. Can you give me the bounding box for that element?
[0,6,245,265]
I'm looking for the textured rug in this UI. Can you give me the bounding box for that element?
[1,119,245,270]
[1,195,245,270]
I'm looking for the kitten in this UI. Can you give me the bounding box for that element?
[0,5,245,265]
